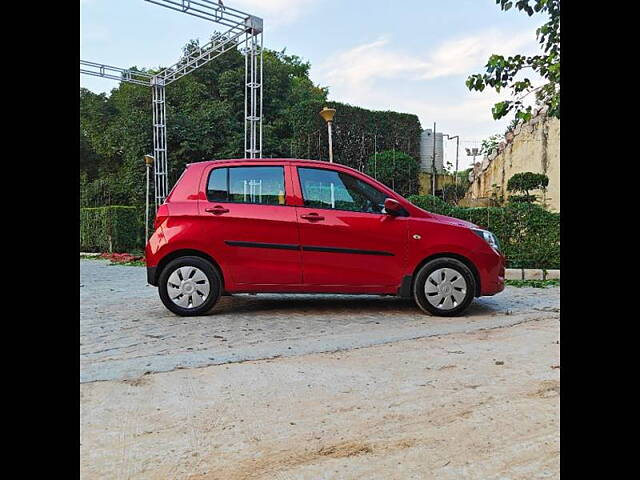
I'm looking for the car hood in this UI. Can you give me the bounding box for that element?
[426,212,478,229]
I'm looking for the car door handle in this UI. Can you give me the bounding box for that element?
[205,206,229,215]
[300,213,324,221]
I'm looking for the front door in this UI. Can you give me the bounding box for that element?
[295,166,408,286]
[200,164,302,285]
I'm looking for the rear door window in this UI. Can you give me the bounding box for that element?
[206,166,286,205]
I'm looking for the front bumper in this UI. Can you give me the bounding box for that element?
[478,250,505,296]
[486,267,505,295]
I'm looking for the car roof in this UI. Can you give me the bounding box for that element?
[190,158,334,165]
[188,158,362,172]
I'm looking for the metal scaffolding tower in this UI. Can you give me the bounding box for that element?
[80,0,264,209]
[151,77,168,207]
[244,31,263,159]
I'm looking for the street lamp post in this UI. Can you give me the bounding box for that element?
[319,107,336,163]
[465,147,479,167]
[444,134,460,184]
[465,147,480,192]
[432,122,437,195]
[144,154,154,242]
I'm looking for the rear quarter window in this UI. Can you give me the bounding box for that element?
[207,168,227,202]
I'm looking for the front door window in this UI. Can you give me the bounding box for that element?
[297,167,386,214]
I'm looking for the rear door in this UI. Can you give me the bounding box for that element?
[294,166,408,287]
[200,163,302,285]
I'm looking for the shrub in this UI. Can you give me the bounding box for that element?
[80,206,144,252]
[507,194,537,204]
[480,133,501,155]
[442,183,468,204]
[365,150,419,197]
[406,194,452,214]
[506,172,549,204]
[406,195,560,269]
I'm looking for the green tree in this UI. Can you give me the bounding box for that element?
[466,0,560,122]
[79,40,423,208]
[507,172,549,203]
[79,43,329,206]
[456,168,472,190]
[365,150,419,197]
[80,131,100,179]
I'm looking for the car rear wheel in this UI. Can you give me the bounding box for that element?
[158,256,221,316]
[413,258,476,316]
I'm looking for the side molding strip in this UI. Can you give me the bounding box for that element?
[225,241,394,257]
[302,245,394,256]
[224,241,300,251]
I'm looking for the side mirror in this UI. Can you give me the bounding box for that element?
[383,198,404,216]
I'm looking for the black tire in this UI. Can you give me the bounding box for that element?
[413,257,476,316]
[158,256,222,316]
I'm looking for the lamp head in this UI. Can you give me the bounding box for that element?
[319,107,336,123]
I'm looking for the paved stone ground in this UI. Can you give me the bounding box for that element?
[80,259,560,383]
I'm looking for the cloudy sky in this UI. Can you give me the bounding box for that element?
[80,0,545,170]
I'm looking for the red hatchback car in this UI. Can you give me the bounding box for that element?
[145,159,504,317]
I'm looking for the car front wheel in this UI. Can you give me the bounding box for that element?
[158,256,222,316]
[413,258,476,316]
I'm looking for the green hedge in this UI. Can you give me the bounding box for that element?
[407,195,560,269]
[364,150,420,197]
[79,199,560,267]
[80,206,144,253]
[287,100,422,170]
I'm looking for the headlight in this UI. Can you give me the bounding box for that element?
[472,228,500,251]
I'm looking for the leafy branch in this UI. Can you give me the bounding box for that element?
[466,0,560,122]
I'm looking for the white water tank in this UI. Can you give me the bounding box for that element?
[420,129,444,173]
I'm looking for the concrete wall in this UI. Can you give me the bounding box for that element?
[458,197,499,208]
[418,172,456,195]
[467,109,560,211]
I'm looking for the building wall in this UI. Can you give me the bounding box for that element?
[467,110,560,211]
[418,172,455,195]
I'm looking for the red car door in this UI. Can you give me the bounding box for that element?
[199,163,303,285]
[293,165,408,286]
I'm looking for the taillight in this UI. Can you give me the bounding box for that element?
[154,204,169,230]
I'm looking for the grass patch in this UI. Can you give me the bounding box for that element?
[80,254,107,261]
[108,259,145,267]
[506,279,560,288]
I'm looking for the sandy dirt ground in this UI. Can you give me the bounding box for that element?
[80,260,560,479]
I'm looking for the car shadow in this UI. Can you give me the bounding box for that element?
[211,294,502,318]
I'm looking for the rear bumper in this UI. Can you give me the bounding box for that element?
[147,266,158,286]
[144,223,166,288]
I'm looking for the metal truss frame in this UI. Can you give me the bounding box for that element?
[80,0,263,209]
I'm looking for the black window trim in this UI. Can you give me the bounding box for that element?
[296,166,407,216]
[205,165,289,206]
